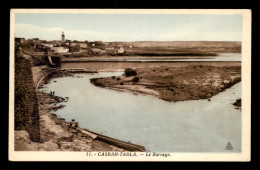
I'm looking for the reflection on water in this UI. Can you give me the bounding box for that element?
[41,72,241,152]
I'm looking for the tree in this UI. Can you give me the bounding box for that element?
[69,44,81,52]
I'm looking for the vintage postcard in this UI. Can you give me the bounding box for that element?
[9,9,251,161]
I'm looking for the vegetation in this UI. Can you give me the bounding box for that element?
[124,68,137,77]
[132,76,140,83]
[112,41,241,53]
[69,44,81,52]
[233,98,241,107]
[92,64,241,102]
[20,41,33,51]
[93,41,104,47]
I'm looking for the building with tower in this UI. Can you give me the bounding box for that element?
[61,31,65,44]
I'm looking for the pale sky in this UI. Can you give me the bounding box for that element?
[15,14,242,42]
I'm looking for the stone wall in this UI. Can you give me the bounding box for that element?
[15,54,40,142]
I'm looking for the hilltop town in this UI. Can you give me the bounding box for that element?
[15,31,127,57]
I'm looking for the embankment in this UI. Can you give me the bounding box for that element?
[37,71,145,151]
[15,53,143,151]
[15,54,40,142]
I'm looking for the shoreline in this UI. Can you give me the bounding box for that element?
[15,57,144,151]
[92,80,242,104]
[40,66,242,152]
[15,53,241,151]
[36,70,145,151]
[90,64,241,102]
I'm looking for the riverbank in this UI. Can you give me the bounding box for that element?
[15,52,241,151]
[90,64,241,102]
[41,71,242,152]
[15,54,131,151]
[15,88,128,151]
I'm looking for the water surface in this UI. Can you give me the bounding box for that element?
[41,72,241,152]
[63,53,241,62]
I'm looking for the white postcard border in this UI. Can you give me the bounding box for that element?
[9,9,251,162]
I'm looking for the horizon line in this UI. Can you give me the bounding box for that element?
[14,37,242,43]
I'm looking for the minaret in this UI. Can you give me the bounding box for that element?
[61,31,65,44]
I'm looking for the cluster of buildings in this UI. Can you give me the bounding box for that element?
[15,31,130,56]
[15,31,88,55]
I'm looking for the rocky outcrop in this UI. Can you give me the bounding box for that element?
[233,98,241,107]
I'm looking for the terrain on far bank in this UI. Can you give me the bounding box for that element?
[113,41,241,53]
[61,41,241,59]
[91,63,241,102]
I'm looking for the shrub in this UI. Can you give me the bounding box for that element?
[20,41,33,51]
[124,68,137,77]
[69,44,81,52]
[132,76,140,83]
[233,98,241,107]
[170,81,177,87]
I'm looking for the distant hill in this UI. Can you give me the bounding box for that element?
[111,41,241,53]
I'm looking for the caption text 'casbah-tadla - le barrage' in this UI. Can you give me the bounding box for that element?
[86,152,171,157]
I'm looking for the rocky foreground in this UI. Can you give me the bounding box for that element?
[15,90,125,151]
[15,52,126,151]
[91,65,241,102]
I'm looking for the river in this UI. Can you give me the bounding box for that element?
[41,72,241,152]
[62,53,241,62]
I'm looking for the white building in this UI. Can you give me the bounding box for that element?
[117,47,124,54]
[42,43,54,48]
[51,46,69,54]
[79,43,88,48]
